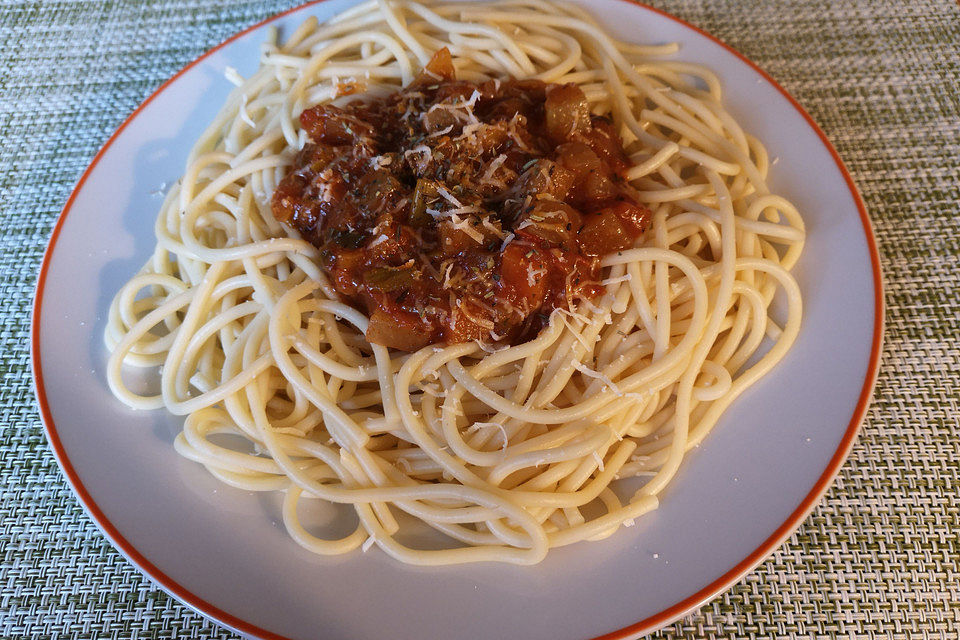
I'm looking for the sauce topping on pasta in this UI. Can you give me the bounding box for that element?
[272,49,649,350]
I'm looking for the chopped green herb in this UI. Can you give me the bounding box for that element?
[329,229,367,249]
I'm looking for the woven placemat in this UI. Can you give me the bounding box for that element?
[2,0,958,638]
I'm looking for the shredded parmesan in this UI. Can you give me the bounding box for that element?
[572,359,648,401]
[442,262,455,288]
[481,217,506,239]
[427,124,454,138]
[467,421,510,450]
[369,154,394,169]
[448,215,485,242]
[573,360,622,394]
[426,205,483,218]
[404,144,432,161]
[526,264,546,287]
[435,185,464,208]
[507,113,535,152]
[557,313,594,351]
[481,154,508,185]
[601,274,632,286]
[456,300,495,329]
[556,306,593,326]
[420,256,444,282]
[459,122,483,138]
[425,89,482,126]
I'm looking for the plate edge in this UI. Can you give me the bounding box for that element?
[29,1,886,639]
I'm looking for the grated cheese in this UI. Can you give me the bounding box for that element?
[426,205,483,218]
[456,299,495,329]
[404,144,432,162]
[481,217,506,239]
[435,185,464,208]
[442,262,455,288]
[427,124,454,138]
[572,359,649,402]
[526,264,546,287]
[369,154,394,169]
[601,274,632,286]
[481,154,508,185]
[467,421,509,450]
[449,215,485,243]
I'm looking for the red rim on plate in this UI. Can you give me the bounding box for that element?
[31,1,884,638]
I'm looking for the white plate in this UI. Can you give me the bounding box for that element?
[32,1,883,638]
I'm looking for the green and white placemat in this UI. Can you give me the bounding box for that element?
[2,0,958,637]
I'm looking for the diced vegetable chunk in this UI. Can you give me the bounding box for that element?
[545,84,591,143]
[578,200,650,256]
[423,47,456,81]
[366,307,432,351]
[499,243,547,310]
[299,106,374,146]
[517,200,582,246]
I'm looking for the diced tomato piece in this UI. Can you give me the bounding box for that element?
[295,143,337,173]
[299,106,374,146]
[544,84,591,143]
[555,142,619,205]
[423,47,456,80]
[358,170,404,213]
[271,173,307,224]
[519,159,576,201]
[578,200,649,255]
[366,307,433,351]
[503,79,547,102]
[606,199,651,235]
[578,211,635,256]
[498,243,547,310]
[517,200,582,246]
[423,107,458,133]
[445,306,489,344]
[484,96,525,122]
[439,222,486,256]
[330,249,364,295]
[581,117,631,173]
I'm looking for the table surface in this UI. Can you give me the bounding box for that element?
[3,0,959,638]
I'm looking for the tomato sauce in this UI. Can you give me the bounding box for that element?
[272,49,649,350]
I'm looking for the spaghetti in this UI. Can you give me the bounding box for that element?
[105,0,804,565]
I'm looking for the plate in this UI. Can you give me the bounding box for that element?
[32,1,883,638]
